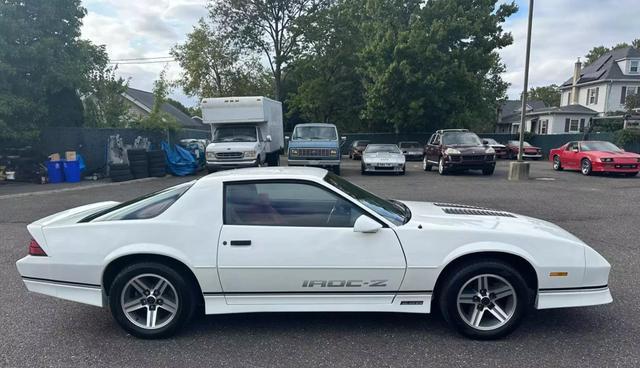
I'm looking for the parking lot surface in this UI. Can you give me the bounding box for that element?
[1,159,639,367]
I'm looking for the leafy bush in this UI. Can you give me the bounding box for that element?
[615,129,640,147]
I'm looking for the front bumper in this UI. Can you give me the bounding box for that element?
[207,159,257,169]
[592,162,639,172]
[288,158,340,167]
[443,155,495,169]
[536,286,612,309]
[363,163,405,172]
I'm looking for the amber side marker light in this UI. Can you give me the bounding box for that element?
[549,272,568,277]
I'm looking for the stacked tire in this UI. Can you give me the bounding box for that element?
[127,149,149,179]
[147,150,167,177]
[110,163,133,182]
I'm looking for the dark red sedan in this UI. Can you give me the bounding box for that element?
[549,141,640,176]
[505,140,542,160]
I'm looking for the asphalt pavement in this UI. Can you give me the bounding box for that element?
[1,159,639,367]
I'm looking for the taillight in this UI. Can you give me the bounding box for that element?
[28,239,47,256]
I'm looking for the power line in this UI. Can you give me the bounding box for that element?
[109,56,174,62]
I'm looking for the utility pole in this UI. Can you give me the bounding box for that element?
[508,0,534,180]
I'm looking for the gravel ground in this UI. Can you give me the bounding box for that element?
[1,159,638,368]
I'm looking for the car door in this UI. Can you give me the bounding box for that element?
[426,134,440,163]
[217,180,406,305]
[563,142,579,169]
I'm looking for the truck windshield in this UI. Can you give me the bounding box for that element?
[213,126,257,143]
[324,172,409,226]
[292,126,337,140]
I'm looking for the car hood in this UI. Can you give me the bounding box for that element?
[364,152,405,161]
[399,201,583,244]
[446,145,490,154]
[587,150,640,158]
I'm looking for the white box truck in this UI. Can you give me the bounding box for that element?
[202,96,283,172]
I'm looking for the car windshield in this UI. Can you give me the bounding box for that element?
[508,141,532,147]
[292,126,337,140]
[365,144,401,154]
[324,173,409,225]
[399,142,421,148]
[580,141,622,152]
[484,138,499,145]
[213,126,257,143]
[442,132,482,145]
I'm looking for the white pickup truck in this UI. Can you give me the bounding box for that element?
[202,97,283,172]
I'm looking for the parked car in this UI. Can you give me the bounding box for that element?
[349,140,370,160]
[398,141,424,161]
[423,129,496,175]
[16,167,611,340]
[549,141,640,176]
[482,138,508,158]
[361,144,406,175]
[287,123,344,175]
[505,141,542,160]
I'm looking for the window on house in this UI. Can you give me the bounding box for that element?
[569,119,579,132]
[540,120,548,134]
[630,60,639,74]
[621,86,639,104]
[567,92,572,105]
[588,88,599,105]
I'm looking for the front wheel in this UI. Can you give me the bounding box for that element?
[482,165,495,176]
[109,262,197,339]
[438,260,530,340]
[581,158,592,176]
[553,155,562,171]
[624,171,638,177]
[438,157,448,175]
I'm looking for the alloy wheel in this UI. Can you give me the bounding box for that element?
[456,274,517,331]
[120,273,179,330]
[553,156,561,170]
[581,159,591,175]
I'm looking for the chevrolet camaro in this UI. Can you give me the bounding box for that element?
[16,167,612,339]
[550,140,640,176]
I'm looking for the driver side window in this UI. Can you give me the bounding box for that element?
[224,181,365,227]
[566,142,577,151]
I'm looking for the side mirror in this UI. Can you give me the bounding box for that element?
[285,136,290,140]
[341,136,347,141]
[353,215,382,233]
[265,135,272,142]
[482,140,489,145]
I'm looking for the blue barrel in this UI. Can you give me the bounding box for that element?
[62,160,81,183]
[46,161,64,184]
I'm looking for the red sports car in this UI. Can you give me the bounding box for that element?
[549,141,640,176]
[505,140,542,160]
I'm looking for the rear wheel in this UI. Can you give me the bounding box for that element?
[553,155,563,171]
[438,260,530,340]
[109,262,196,339]
[581,158,592,176]
[423,157,432,171]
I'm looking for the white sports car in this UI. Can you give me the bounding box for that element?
[361,144,406,174]
[16,167,611,339]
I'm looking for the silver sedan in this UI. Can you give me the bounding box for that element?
[361,144,406,175]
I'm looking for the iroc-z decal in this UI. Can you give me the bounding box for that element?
[302,280,388,288]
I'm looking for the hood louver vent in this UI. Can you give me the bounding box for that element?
[434,203,490,210]
[441,207,516,218]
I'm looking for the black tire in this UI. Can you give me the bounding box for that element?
[149,168,167,177]
[148,157,166,165]
[400,165,406,175]
[361,163,366,175]
[130,158,148,166]
[132,171,149,179]
[110,169,131,177]
[438,259,531,340]
[552,155,563,171]
[146,150,165,159]
[109,163,130,171]
[423,157,432,171]
[111,174,134,182]
[581,158,592,176]
[482,165,495,176]
[332,165,341,175]
[108,262,197,339]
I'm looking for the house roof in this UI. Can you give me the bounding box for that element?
[498,99,547,124]
[526,104,598,116]
[124,87,205,129]
[561,47,640,88]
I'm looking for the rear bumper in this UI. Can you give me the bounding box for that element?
[21,277,104,307]
[535,286,612,309]
[288,159,340,167]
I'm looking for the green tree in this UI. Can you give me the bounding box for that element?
[359,0,517,133]
[171,18,272,98]
[584,41,637,65]
[208,0,328,101]
[0,0,107,139]
[136,69,180,132]
[625,93,640,112]
[82,65,130,128]
[287,1,365,131]
[529,84,560,107]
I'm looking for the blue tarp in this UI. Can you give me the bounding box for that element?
[161,141,198,176]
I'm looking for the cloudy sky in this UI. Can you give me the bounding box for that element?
[81,0,638,107]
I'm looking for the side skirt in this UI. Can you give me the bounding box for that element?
[203,292,432,314]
